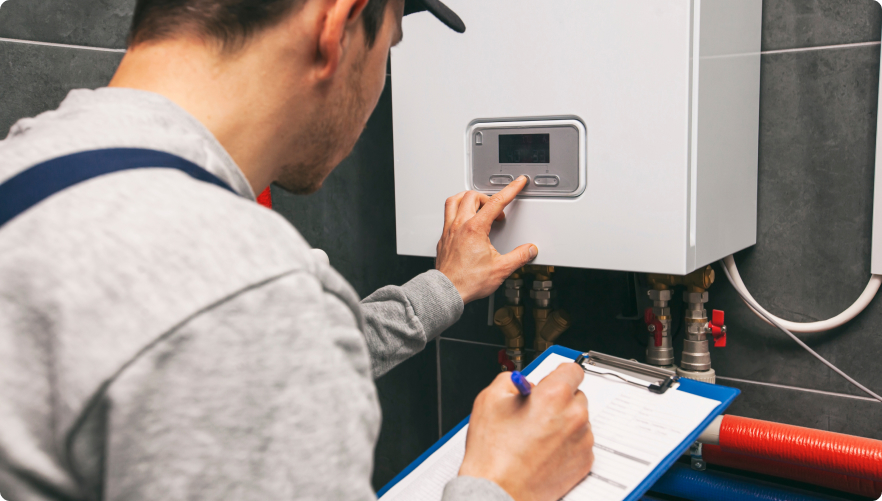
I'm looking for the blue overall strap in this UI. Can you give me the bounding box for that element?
[0,148,238,229]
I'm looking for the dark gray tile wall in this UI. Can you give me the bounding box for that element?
[0,0,134,48]
[2,0,881,495]
[718,377,882,440]
[709,43,882,397]
[0,42,123,135]
[762,0,881,50]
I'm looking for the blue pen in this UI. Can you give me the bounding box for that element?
[511,371,531,396]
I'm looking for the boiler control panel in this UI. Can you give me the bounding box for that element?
[468,118,587,197]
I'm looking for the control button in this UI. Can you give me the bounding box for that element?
[475,132,483,145]
[489,175,514,185]
[534,176,560,187]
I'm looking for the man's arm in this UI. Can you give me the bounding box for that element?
[360,177,539,379]
[361,270,463,378]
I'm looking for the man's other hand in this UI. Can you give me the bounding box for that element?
[459,364,595,501]
[435,176,538,304]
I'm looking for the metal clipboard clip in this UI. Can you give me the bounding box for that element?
[574,351,678,394]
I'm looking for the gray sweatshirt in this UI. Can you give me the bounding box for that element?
[0,88,512,501]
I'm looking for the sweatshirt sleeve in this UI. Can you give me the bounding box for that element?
[360,270,464,378]
[442,477,514,501]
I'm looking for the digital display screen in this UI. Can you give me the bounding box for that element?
[499,134,550,163]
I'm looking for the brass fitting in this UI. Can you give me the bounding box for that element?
[647,265,715,293]
[521,265,555,279]
[494,306,525,349]
[533,307,551,339]
[534,308,571,353]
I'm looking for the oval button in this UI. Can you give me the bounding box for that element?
[534,176,560,187]
[489,175,514,185]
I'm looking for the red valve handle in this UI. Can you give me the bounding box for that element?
[498,349,515,372]
[644,308,664,346]
[653,320,664,347]
[712,309,725,327]
[644,307,655,325]
[710,309,727,347]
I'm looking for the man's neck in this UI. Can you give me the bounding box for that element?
[109,38,312,194]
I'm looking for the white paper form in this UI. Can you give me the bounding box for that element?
[380,354,719,501]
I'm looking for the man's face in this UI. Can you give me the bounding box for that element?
[276,0,405,194]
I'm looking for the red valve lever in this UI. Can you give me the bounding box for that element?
[644,308,664,347]
[498,349,515,372]
[653,320,664,347]
[643,307,654,325]
[710,309,726,347]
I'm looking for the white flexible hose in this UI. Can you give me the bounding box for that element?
[721,255,882,333]
[720,263,882,403]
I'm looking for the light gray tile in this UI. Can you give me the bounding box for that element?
[0,0,134,49]
[762,0,882,51]
[0,41,123,137]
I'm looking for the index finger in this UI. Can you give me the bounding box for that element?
[537,363,585,395]
[474,176,529,229]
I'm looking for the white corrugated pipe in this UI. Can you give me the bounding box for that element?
[721,256,882,333]
[697,416,723,445]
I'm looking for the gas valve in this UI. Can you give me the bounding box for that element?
[709,309,727,347]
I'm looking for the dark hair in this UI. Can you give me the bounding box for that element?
[128,0,392,51]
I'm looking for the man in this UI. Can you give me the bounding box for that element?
[0,0,594,500]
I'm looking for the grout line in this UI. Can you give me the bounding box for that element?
[436,337,443,440]
[439,337,505,349]
[439,337,537,353]
[0,36,876,57]
[716,376,882,404]
[1,37,874,58]
[0,37,126,53]
[761,40,881,55]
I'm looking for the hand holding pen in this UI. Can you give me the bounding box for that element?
[459,363,594,500]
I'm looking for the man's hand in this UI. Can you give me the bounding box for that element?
[459,364,595,501]
[436,176,538,304]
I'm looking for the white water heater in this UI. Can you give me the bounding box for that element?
[392,0,762,275]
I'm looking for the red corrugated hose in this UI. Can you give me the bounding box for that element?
[702,415,882,498]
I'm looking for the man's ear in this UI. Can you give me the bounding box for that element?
[316,0,370,81]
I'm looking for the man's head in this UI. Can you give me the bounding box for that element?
[128,0,395,52]
[115,0,404,195]
[113,0,461,195]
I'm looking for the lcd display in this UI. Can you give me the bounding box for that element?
[499,134,550,163]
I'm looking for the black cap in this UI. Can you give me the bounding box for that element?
[404,0,465,33]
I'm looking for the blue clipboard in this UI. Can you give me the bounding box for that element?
[377,344,740,500]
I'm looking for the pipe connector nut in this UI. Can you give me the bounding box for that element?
[505,279,524,289]
[684,291,709,303]
[533,280,553,289]
[686,309,708,320]
[530,290,556,301]
[648,289,673,301]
